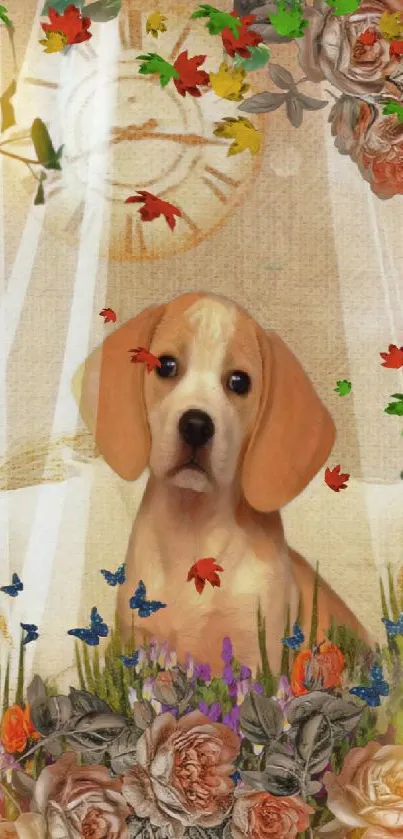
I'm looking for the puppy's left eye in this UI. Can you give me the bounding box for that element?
[227,371,251,396]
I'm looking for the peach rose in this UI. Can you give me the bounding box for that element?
[0,814,45,839]
[32,752,130,839]
[324,741,403,837]
[291,642,344,697]
[230,789,314,839]
[1,706,39,755]
[122,711,240,839]
[298,0,403,100]
[329,95,403,198]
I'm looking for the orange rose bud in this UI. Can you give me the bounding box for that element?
[291,642,344,697]
[23,704,40,742]
[1,705,28,753]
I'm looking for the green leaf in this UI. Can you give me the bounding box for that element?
[309,562,319,648]
[268,1,308,38]
[334,379,352,396]
[234,44,271,71]
[257,602,276,696]
[137,52,179,87]
[388,563,400,621]
[83,0,121,22]
[30,118,62,170]
[15,631,25,707]
[41,0,84,12]
[385,394,403,417]
[383,99,403,123]
[0,78,16,132]
[0,4,11,25]
[325,0,360,14]
[191,5,242,38]
[34,180,45,205]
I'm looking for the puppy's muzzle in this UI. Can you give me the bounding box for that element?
[178,409,215,449]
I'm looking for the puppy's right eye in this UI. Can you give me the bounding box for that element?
[156,355,178,378]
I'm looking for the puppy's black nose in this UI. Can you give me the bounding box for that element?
[178,409,215,448]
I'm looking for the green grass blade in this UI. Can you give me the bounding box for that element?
[15,632,25,706]
[309,562,319,648]
[380,575,390,620]
[257,602,276,696]
[74,642,86,690]
[82,643,95,693]
[280,606,290,678]
[388,563,400,621]
[2,654,10,713]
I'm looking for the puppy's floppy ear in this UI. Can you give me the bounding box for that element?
[242,327,335,512]
[73,304,166,480]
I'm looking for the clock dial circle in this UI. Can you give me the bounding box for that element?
[18,10,266,261]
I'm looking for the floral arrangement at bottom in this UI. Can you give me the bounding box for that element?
[2,568,403,839]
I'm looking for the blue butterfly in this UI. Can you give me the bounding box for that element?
[1,573,23,598]
[120,652,140,668]
[129,580,166,618]
[67,607,109,646]
[21,623,39,645]
[349,663,389,707]
[382,613,403,638]
[100,563,126,587]
[282,623,305,650]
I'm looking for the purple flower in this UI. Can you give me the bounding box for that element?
[228,680,238,699]
[199,701,221,722]
[194,663,212,682]
[160,704,179,716]
[223,663,235,685]
[148,639,159,662]
[240,665,252,680]
[221,636,233,663]
[251,682,264,695]
[223,705,240,733]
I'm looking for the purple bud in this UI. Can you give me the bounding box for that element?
[194,663,212,682]
[221,636,233,663]
[223,663,235,685]
[252,682,264,695]
[223,705,240,733]
[240,665,252,681]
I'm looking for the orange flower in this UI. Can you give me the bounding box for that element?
[1,704,39,754]
[291,642,344,697]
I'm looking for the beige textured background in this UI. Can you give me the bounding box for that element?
[1,0,403,693]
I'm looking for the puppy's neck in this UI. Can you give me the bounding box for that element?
[142,474,240,524]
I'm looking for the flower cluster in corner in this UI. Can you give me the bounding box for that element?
[1,563,403,839]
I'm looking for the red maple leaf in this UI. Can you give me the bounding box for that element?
[187,558,224,594]
[380,344,403,368]
[125,191,182,231]
[357,28,379,46]
[221,13,263,58]
[172,50,210,98]
[325,465,350,492]
[390,40,403,59]
[129,347,161,374]
[41,5,92,45]
[99,307,117,324]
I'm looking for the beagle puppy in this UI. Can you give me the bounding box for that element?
[76,292,367,674]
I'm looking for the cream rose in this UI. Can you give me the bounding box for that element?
[122,711,240,839]
[230,789,314,839]
[31,752,130,839]
[0,815,45,839]
[298,0,403,101]
[324,741,403,837]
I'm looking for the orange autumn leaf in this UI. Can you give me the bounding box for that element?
[325,464,350,492]
[1,704,39,754]
[291,642,344,696]
[129,346,161,374]
[187,557,224,594]
[380,344,403,368]
[221,13,263,58]
[41,4,92,45]
[99,307,117,324]
[390,39,403,58]
[173,50,210,97]
[357,28,379,45]
[125,191,182,230]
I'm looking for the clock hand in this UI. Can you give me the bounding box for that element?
[111,122,224,146]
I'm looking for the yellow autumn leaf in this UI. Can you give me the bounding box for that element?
[213,116,262,156]
[209,61,250,102]
[146,11,167,38]
[39,31,67,53]
[379,10,403,39]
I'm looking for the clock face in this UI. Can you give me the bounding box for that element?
[15,5,265,261]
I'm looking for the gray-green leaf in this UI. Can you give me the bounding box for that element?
[69,687,111,716]
[262,752,301,796]
[287,692,363,740]
[30,694,73,735]
[269,63,294,89]
[27,675,47,705]
[239,91,286,113]
[109,725,142,773]
[84,0,121,22]
[286,96,303,127]
[295,712,333,774]
[240,692,283,744]
[297,91,329,110]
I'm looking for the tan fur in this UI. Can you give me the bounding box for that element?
[75,292,370,674]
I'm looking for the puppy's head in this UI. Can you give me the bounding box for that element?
[75,293,335,511]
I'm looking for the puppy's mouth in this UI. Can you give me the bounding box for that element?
[167,457,207,477]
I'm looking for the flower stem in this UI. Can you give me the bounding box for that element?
[0,148,39,165]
